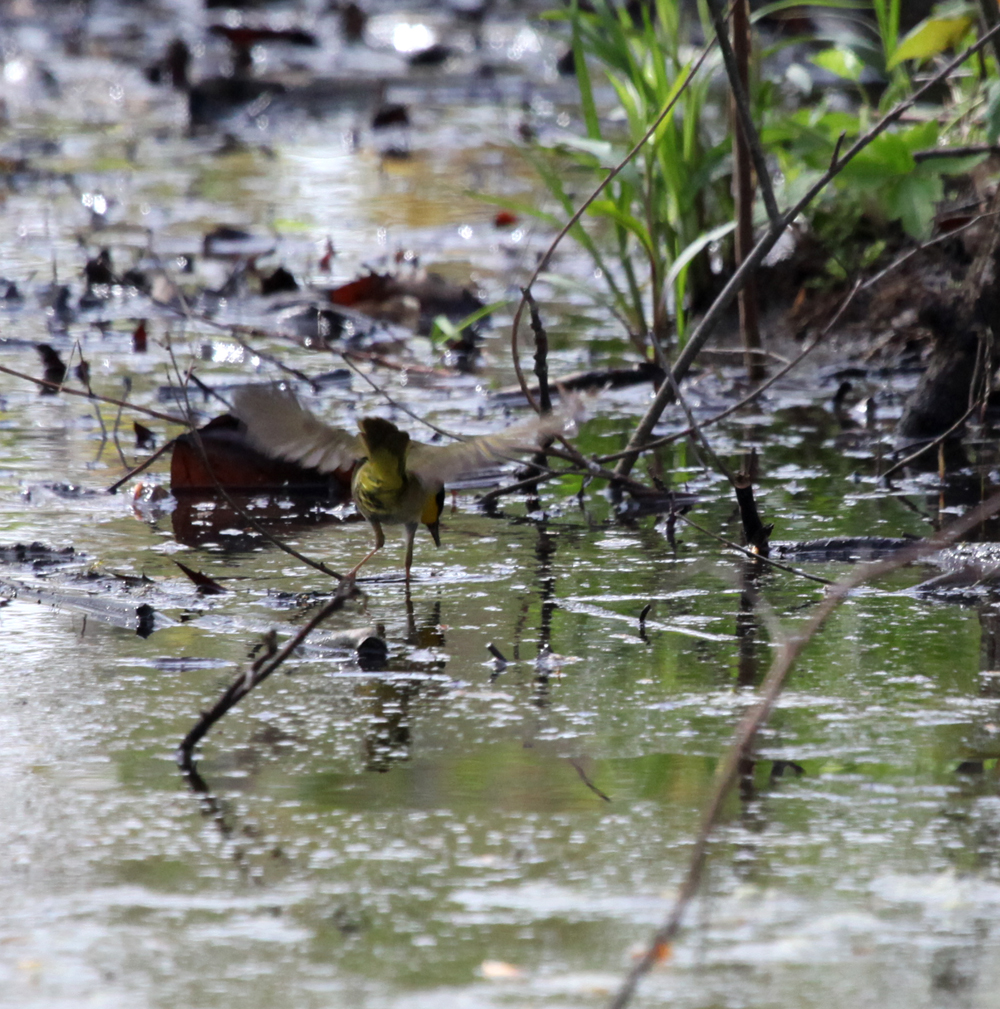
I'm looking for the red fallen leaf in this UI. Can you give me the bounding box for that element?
[133,319,148,352]
[327,272,391,308]
[494,210,518,227]
[170,414,353,495]
[174,559,228,595]
[630,941,673,964]
[326,271,483,332]
[651,941,673,964]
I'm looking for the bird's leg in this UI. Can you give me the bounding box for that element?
[403,521,418,583]
[346,520,385,582]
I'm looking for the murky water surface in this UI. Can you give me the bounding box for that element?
[3,3,1000,1007]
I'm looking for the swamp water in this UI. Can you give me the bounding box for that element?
[2,3,1000,1007]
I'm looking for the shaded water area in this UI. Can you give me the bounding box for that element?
[4,2,1000,1007]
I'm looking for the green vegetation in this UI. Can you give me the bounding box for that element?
[516,0,997,354]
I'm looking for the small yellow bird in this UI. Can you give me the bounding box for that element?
[232,384,575,581]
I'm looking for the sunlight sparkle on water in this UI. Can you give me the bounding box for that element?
[392,23,435,54]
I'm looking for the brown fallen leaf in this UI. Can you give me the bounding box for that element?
[170,414,352,496]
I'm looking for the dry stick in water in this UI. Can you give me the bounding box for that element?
[881,398,982,482]
[527,289,553,415]
[176,579,358,770]
[613,20,1000,480]
[521,289,555,503]
[607,488,1000,1009]
[106,438,177,494]
[482,273,865,506]
[0,361,197,495]
[0,362,187,424]
[678,512,831,585]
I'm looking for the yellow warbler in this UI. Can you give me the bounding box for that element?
[232,384,575,581]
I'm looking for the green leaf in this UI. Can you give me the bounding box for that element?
[556,135,618,163]
[811,45,864,82]
[752,0,870,19]
[839,131,920,186]
[859,239,888,269]
[587,200,654,257]
[897,120,939,153]
[570,1,602,141]
[428,299,508,347]
[665,220,736,290]
[885,173,943,238]
[915,153,988,177]
[888,11,975,68]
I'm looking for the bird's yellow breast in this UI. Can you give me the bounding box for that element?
[352,456,432,526]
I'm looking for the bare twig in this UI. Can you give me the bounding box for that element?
[598,278,863,465]
[706,0,780,228]
[881,400,980,481]
[0,363,187,424]
[526,289,552,415]
[678,512,832,586]
[106,437,177,494]
[176,579,358,769]
[569,757,612,803]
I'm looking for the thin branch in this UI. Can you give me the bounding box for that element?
[0,363,187,424]
[598,278,862,465]
[881,401,980,481]
[705,0,780,228]
[608,487,1000,1009]
[679,513,832,585]
[106,437,177,494]
[176,580,358,768]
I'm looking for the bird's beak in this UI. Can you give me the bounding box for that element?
[425,518,441,547]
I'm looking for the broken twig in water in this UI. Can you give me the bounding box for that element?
[607,489,1000,1009]
[568,757,612,803]
[176,579,358,770]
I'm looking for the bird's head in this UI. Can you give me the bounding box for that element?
[358,417,410,478]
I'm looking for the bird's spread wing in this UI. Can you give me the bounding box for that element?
[406,406,578,488]
[232,384,362,473]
